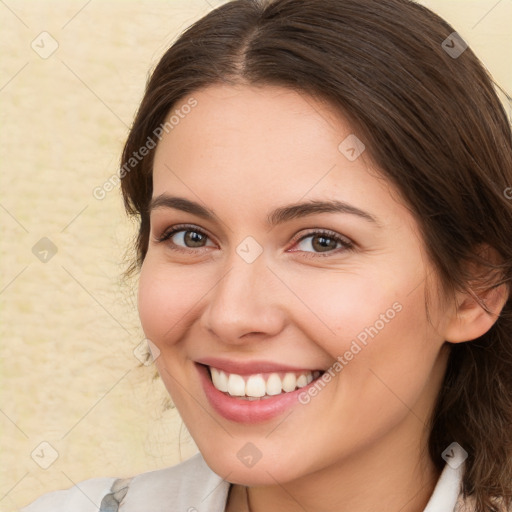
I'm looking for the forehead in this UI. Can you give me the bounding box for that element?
[151,84,407,228]
[155,84,347,176]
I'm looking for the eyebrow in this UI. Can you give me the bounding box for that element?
[148,194,381,227]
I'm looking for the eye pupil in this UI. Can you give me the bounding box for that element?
[185,230,206,247]
[312,235,337,252]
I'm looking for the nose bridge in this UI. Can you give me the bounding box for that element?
[200,247,285,342]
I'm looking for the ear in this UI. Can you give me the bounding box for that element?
[443,250,510,343]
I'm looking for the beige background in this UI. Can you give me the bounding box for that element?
[0,1,510,510]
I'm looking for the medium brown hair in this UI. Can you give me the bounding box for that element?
[120,0,512,509]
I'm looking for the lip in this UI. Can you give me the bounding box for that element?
[195,362,325,424]
[195,356,323,376]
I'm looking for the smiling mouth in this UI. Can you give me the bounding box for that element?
[203,364,325,400]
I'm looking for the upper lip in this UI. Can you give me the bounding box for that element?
[195,357,323,375]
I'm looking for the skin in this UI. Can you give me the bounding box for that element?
[137,84,506,512]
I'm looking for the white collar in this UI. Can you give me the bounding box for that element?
[423,444,466,512]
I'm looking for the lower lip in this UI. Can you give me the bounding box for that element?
[196,363,323,424]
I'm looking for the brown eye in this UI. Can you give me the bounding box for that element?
[292,230,354,257]
[157,225,215,252]
[181,230,207,248]
[311,234,339,252]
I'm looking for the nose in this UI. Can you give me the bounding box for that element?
[198,251,287,345]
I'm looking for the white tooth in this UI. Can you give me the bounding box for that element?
[306,373,313,384]
[210,367,228,392]
[296,373,309,388]
[245,375,266,397]
[282,372,297,392]
[217,370,228,392]
[210,367,221,388]
[227,373,246,396]
[266,373,282,395]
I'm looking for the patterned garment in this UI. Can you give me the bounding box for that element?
[99,478,132,511]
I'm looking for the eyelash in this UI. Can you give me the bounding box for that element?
[155,223,355,258]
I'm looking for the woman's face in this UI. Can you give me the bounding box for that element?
[138,84,452,485]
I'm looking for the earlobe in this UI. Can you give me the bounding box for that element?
[444,283,509,343]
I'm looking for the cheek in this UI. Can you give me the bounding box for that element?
[290,260,439,386]
[290,275,441,449]
[137,258,194,345]
[287,264,408,350]
[322,278,441,417]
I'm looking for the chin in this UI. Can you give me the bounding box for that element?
[199,444,305,486]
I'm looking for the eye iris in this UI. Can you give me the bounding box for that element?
[312,235,337,252]
[185,230,206,247]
